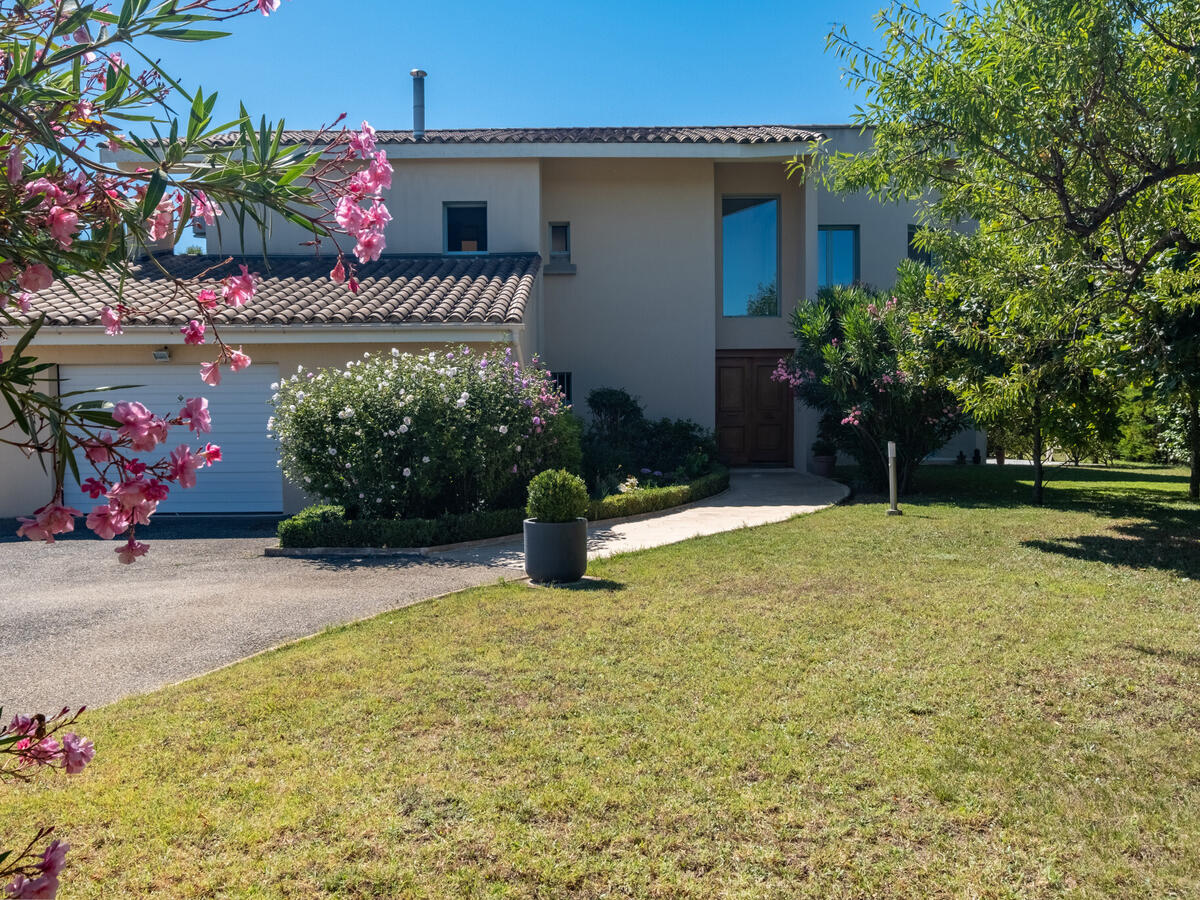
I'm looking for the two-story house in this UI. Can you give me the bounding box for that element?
[0,74,984,517]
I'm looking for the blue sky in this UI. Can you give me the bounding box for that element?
[144,0,940,132]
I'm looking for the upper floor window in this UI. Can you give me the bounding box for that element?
[907,224,933,266]
[445,202,487,253]
[722,196,779,317]
[818,225,859,288]
[549,222,570,264]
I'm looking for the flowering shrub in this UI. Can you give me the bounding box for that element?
[1,707,93,898]
[1,1,393,561]
[271,346,581,520]
[774,280,966,493]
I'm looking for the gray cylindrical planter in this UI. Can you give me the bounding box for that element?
[523,517,587,583]
[810,455,836,478]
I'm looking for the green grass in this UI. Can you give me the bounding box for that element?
[7,465,1200,898]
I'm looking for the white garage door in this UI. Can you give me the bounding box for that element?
[59,364,282,514]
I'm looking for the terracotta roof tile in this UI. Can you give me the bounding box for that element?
[205,125,823,148]
[24,254,538,329]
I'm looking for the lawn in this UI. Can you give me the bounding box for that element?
[5,464,1199,898]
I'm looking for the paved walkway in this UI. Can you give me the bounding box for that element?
[436,470,848,568]
[1,470,845,711]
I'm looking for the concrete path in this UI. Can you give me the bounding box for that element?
[436,470,848,568]
[0,471,845,712]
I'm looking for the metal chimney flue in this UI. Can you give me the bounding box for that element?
[410,69,427,140]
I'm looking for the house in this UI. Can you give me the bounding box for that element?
[0,73,984,518]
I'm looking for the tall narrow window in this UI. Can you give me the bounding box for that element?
[549,222,570,264]
[445,203,487,253]
[907,224,933,266]
[722,196,779,317]
[818,225,859,288]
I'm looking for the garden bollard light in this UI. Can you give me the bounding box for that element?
[887,441,903,516]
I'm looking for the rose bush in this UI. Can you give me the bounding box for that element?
[270,346,582,520]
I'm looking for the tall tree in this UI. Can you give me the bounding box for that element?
[824,0,1200,496]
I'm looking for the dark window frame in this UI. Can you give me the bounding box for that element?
[444,202,488,254]
[817,224,860,288]
[721,194,782,318]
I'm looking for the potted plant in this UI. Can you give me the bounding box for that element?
[524,469,590,583]
[810,437,837,478]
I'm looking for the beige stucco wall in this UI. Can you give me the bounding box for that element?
[210,158,542,258]
[0,336,513,518]
[539,158,717,427]
[816,126,923,291]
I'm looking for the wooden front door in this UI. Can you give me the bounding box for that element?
[715,351,794,467]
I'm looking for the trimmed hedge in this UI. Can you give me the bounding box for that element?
[277,466,730,550]
[588,467,729,521]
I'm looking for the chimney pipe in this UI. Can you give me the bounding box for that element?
[410,68,427,140]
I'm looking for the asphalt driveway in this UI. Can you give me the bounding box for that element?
[0,517,511,712]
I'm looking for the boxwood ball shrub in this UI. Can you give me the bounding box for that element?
[270,346,582,519]
[526,469,589,523]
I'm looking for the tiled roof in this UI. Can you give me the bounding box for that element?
[26,254,538,328]
[205,125,824,147]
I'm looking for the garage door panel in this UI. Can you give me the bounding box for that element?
[59,365,282,514]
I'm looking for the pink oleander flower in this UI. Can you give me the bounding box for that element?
[181,319,205,345]
[167,445,200,489]
[18,263,53,293]
[7,714,37,736]
[113,401,168,451]
[361,199,391,231]
[349,121,376,157]
[6,142,22,186]
[116,538,149,564]
[60,734,94,774]
[347,276,360,294]
[180,397,211,434]
[199,443,222,466]
[200,361,221,386]
[5,871,59,898]
[13,735,61,767]
[83,433,115,464]
[100,305,123,336]
[145,195,175,242]
[47,206,79,248]
[86,502,130,540]
[368,151,393,192]
[354,230,385,263]
[16,502,80,543]
[257,0,282,14]
[334,195,365,234]
[191,190,220,226]
[80,477,107,499]
[229,348,251,372]
[329,258,346,285]
[222,265,256,307]
[196,288,218,310]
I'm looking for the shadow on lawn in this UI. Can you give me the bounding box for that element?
[1124,643,1200,669]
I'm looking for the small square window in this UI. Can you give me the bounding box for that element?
[550,222,570,262]
[445,203,487,253]
[550,371,572,404]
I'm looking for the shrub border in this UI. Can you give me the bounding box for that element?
[273,466,730,552]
